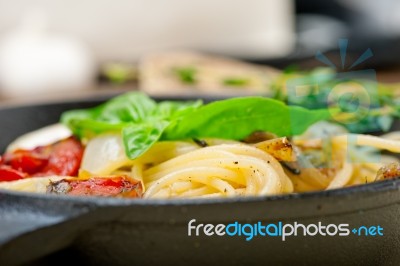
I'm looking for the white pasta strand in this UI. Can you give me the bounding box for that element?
[142,144,293,198]
[333,134,400,153]
[326,163,353,190]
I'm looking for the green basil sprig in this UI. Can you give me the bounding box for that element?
[61,92,330,159]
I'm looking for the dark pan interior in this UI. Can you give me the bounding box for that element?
[0,101,97,152]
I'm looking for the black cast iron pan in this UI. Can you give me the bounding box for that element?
[0,92,399,266]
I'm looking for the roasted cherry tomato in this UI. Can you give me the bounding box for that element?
[4,150,48,174]
[1,137,84,180]
[0,165,26,181]
[35,137,83,176]
[47,176,143,198]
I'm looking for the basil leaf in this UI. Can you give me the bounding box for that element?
[157,100,203,119]
[61,92,156,136]
[122,121,170,159]
[164,97,331,140]
[61,93,329,160]
[61,108,113,138]
[65,118,127,138]
[61,92,203,159]
[62,92,201,136]
[97,92,157,122]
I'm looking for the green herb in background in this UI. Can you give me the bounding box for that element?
[273,67,400,133]
[222,77,250,87]
[173,67,197,84]
[103,63,137,84]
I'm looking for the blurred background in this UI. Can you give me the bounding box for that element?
[0,0,399,102]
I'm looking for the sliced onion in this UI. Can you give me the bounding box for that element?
[7,123,72,152]
[81,134,132,175]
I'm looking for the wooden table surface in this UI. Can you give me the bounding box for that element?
[0,67,400,106]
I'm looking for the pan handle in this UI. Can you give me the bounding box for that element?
[0,192,96,265]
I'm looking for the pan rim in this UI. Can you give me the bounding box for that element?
[0,176,399,207]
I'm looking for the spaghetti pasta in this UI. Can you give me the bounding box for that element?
[77,139,294,198]
[141,144,293,198]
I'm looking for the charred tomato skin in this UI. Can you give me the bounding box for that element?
[47,176,143,198]
[35,137,83,176]
[0,137,84,179]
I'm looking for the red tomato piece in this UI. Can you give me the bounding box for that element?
[47,176,143,198]
[4,150,48,174]
[1,136,84,179]
[0,165,26,181]
[33,137,84,177]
